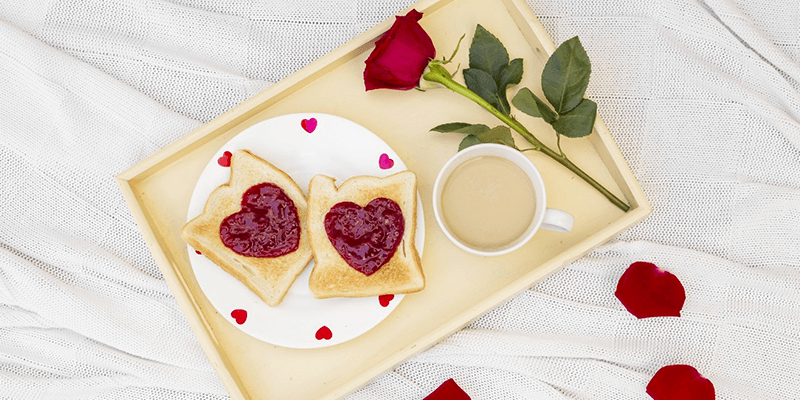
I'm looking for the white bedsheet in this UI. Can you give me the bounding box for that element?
[1,0,799,399]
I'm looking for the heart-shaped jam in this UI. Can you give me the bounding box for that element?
[324,198,404,275]
[220,183,301,258]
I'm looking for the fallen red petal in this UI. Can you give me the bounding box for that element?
[647,365,715,400]
[615,261,686,319]
[423,378,471,400]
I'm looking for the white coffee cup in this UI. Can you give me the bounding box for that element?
[432,143,574,256]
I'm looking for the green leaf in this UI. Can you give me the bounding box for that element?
[551,98,597,138]
[498,58,523,90]
[468,25,509,80]
[456,126,517,151]
[492,58,523,114]
[464,68,502,111]
[476,125,517,148]
[453,124,490,135]
[511,88,557,124]
[430,122,473,132]
[458,135,482,151]
[541,36,591,114]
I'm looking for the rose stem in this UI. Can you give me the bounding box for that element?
[423,66,630,212]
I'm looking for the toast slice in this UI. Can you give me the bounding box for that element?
[307,171,424,298]
[181,150,312,306]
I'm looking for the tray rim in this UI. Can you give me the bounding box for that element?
[116,0,652,398]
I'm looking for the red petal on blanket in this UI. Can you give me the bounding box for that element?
[647,364,715,400]
[423,378,471,400]
[615,261,686,318]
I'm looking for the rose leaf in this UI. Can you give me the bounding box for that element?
[468,24,509,81]
[541,36,591,114]
[550,98,597,138]
[452,124,490,135]
[430,122,474,132]
[511,87,557,124]
[463,68,505,112]
[458,135,482,151]
[498,58,523,90]
[475,125,516,149]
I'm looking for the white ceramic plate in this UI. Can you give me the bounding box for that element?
[185,113,424,349]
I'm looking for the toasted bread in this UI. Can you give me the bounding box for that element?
[181,150,312,307]
[307,171,424,298]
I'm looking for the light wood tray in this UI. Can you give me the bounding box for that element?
[116,0,651,398]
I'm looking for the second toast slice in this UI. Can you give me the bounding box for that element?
[307,171,424,298]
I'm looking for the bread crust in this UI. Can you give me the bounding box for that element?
[181,150,313,306]
[307,171,425,298]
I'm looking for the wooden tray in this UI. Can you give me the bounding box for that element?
[116,0,651,398]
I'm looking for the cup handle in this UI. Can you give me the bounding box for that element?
[541,208,574,233]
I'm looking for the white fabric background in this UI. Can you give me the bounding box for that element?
[1,0,799,399]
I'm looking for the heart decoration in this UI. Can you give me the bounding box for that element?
[220,183,301,257]
[195,250,202,255]
[378,153,394,169]
[301,118,317,133]
[231,309,247,325]
[217,151,232,167]
[379,294,395,307]
[315,326,332,340]
[324,198,405,275]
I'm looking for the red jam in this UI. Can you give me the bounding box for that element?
[220,183,301,258]
[324,198,404,275]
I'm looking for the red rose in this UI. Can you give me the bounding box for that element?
[364,9,436,91]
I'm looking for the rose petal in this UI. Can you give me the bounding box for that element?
[423,378,471,400]
[647,365,715,400]
[615,261,686,319]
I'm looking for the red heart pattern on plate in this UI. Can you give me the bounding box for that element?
[301,118,317,133]
[379,153,394,169]
[231,309,247,325]
[217,151,232,167]
[324,198,405,275]
[315,326,332,340]
[379,294,395,307]
[195,250,202,255]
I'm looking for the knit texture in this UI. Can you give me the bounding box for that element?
[1,0,799,399]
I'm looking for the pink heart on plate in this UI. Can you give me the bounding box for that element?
[379,153,394,170]
[315,326,332,340]
[217,151,232,167]
[230,309,247,325]
[379,294,395,307]
[301,118,317,133]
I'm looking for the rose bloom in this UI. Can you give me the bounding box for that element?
[364,9,436,91]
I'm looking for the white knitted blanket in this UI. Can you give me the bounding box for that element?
[1,0,799,399]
